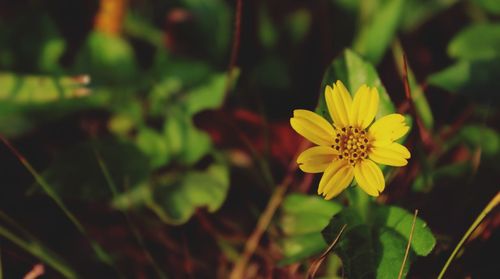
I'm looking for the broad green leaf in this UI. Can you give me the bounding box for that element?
[353,0,404,64]
[0,73,90,103]
[136,127,171,168]
[0,73,102,137]
[151,50,212,88]
[281,194,342,235]
[279,233,328,266]
[459,125,500,156]
[322,210,378,279]
[448,23,500,60]
[43,138,150,200]
[279,194,342,265]
[373,206,436,256]
[184,73,227,115]
[472,0,500,14]
[74,31,138,84]
[427,59,500,103]
[318,49,395,121]
[376,228,410,278]
[142,161,230,225]
[148,77,182,117]
[39,38,65,73]
[322,205,435,278]
[163,112,212,165]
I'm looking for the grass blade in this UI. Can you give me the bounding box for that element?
[0,212,79,278]
[0,135,119,274]
[437,192,500,278]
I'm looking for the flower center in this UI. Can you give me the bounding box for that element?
[332,126,370,166]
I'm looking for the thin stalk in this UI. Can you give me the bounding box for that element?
[437,192,500,279]
[94,150,168,279]
[398,209,418,279]
[0,135,119,273]
[224,0,243,97]
[307,224,347,279]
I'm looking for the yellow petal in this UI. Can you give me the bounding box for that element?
[369,142,411,166]
[319,160,354,199]
[369,114,409,142]
[297,146,338,173]
[354,160,385,196]
[290,109,335,146]
[351,86,379,129]
[325,80,352,128]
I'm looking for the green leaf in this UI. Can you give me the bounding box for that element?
[151,161,229,225]
[279,233,328,266]
[0,73,90,103]
[448,23,500,60]
[151,51,212,88]
[74,31,137,84]
[427,59,500,103]
[281,194,342,235]
[373,206,436,256]
[459,125,500,156]
[163,112,212,165]
[279,194,342,265]
[472,0,500,14]
[0,73,102,137]
[353,0,404,64]
[322,205,436,278]
[376,228,410,278]
[184,73,227,115]
[318,49,395,120]
[43,138,151,200]
[136,127,170,168]
[39,38,65,73]
[322,210,378,279]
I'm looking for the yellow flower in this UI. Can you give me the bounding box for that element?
[290,80,410,199]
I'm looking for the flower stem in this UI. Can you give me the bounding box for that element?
[348,186,371,222]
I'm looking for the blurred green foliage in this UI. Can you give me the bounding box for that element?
[0,0,498,278]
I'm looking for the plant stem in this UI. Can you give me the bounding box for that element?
[437,192,500,279]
